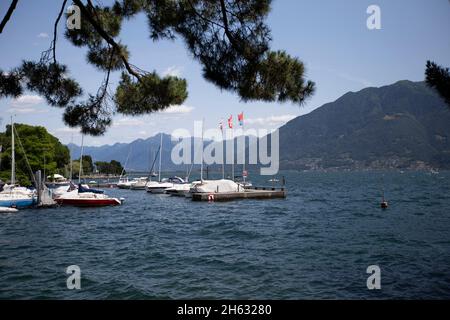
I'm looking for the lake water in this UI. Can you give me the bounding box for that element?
[1,171,450,299]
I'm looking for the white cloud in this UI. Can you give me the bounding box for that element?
[11,95,44,107]
[160,104,194,114]
[53,127,79,134]
[37,32,49,38]
[337,73,373,87]
[245,114,297,126]
[7,107,43,114]
[162,66,183,77]
[113,117,146,127]
[8,95,46,114]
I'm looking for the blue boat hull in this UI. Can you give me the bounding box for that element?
[0,198,36,209]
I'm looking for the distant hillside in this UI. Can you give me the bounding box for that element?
[69,80,450,172]
[279,80,450,170]
[68,134,184,171]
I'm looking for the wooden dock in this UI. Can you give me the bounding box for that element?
[191,187,287,202]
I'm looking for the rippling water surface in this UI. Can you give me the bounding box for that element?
[1,171,450,299]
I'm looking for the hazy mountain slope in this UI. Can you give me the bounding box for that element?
[279,80,450,169]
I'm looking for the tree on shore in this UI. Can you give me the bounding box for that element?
[95,160,124,175]
[0,0,315,136]
[73,155,94,176]
[0,123,70,185]
[425,61,450,108]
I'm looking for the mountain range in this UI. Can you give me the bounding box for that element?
[69,80,450,171]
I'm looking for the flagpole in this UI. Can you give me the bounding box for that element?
[231,123,234,182]
[221,120,225,180]
[78,134,84,184]
[200,118,204,182]
[69,133,73,181]
[242,112,246,184]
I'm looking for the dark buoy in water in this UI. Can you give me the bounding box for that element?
[380,175,388,209]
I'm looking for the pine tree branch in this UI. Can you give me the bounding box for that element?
[0,0,19,34]
[72,0,142,81]
[52,0,68,64]
[219,0,241,52]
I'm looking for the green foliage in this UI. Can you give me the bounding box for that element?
[0,69,22,98]
[87,44,128,71]
[425,61,450,107]
[63,94,113,136]
[115,72,188,115]
[20,61,83,107]
[0,123,70,186]
[0,0,315,136]
[95,160,124,175]
[74,155,94,176]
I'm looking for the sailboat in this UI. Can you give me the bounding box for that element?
[54,135,123,207]
[131,144,160,190]
[145,133,186,193]
[117,145,135,189]
[0,118,37,209]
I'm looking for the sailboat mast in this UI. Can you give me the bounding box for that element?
[158,133,162,182]
[78,135,84,184]
[221,120,225,179]
[231,125,234,182]
[69,134,73,181]
[11,116,15,185]
[200,119,204,182]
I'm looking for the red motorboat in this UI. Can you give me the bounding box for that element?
[55,190,122,207]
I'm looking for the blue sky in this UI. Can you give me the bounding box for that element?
[1,0,449,146]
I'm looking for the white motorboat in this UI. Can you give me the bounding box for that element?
[146,176,186,194]
[0,207,19,213]
[117,177,135,189]
[166,181,201,197]
[130,177,148,190]
[45,174,70,188]
[189,179,242,194]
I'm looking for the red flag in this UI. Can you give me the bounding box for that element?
[228,115,233,129]
[238,112,244,126]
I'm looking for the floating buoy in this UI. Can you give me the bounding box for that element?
[208,194,215,202]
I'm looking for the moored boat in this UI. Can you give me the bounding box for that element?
[54,189,122,207]
[0,117,37,209]
[0,187,36,208]
[165,181,200,197]
[189,179,242,195]
[130,177,148,190]
[117,177,135,189]
[0,207,19,213]
[146,176,186,194]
